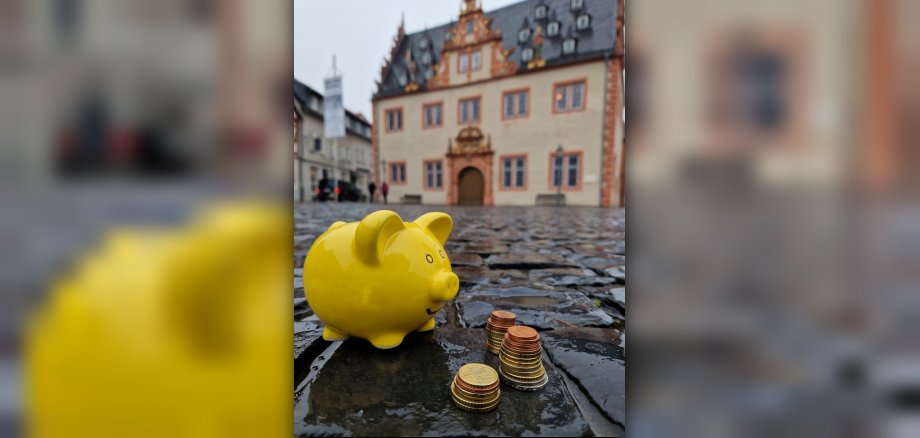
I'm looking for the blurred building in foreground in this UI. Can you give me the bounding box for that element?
[373,0,625,206]
[293,80,374,202]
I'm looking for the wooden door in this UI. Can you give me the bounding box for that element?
[458,167,484,205]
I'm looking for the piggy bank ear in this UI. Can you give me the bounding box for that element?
[354,210,405,265]
[414,212,452,245]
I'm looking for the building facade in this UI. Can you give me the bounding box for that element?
[373,0,624,206]
[294,80,374,201]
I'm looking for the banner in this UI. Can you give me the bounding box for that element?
[323,76,345,139]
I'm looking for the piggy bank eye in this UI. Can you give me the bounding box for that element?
[439,250,445,259]
[425,254,434,264]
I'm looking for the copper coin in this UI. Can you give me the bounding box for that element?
[506,326,539,341]
[490,310,517,323]
[501,337,542,350]
[501,341,542,354]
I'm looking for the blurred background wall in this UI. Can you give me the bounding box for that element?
[629,0,920,437]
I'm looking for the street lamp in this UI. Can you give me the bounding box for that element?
[555,144,564,206]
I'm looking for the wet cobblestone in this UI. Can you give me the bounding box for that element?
[294,204,625,436]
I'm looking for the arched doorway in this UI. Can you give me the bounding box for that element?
[457,167,484,205]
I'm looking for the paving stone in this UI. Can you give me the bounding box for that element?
[453,266,528,288]
[295,326,591,437]
[462,242,510,255]
[294,316,323,359]
[448,253,483,267]
[293,203,626,436]
[485,252,577,270]
[541,328,626,427]
[529,268,618,288]
[455,285,614,330]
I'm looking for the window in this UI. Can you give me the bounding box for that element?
[389,162,406,184]
[423,102,443,128]
[576,14,591,30]
[535,5,547,19]
[547,21,560,36]
[458,97,481,124]
[471,51,481,70]
[385,108,403,132]
[501,156,527,189]
[458,53,469,73]
[562,38,577,54]
[571,0,584,11]
[466,21,474,34]
[313,137,321,152]
[502,89,529,120]
[422,52,431,64]
[424,160,443,189]
[420,38,428,49]
[519,28,530,43]
[554,80,586,113]
[550,152,581,189]
[521,48,534,62]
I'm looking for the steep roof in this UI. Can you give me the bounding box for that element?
[375,0,619,100]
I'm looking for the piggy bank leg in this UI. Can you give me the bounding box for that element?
[322,325,349,341]
[368,333,406,349]
[416,318,436,332]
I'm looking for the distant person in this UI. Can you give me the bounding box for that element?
[367,181,376,203]
[381,182,389,204]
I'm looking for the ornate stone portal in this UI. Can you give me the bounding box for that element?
[447,126,494,206]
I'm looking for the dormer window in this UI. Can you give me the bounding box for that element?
[571,0,584,11]
[535,5,548,19]
[419,39,428,49]
[547,21,560,36]
[518,28,531,43]
[521,48,534,62]
[563,38,577,55]
[422,53,431,64]
[576,14,591,30]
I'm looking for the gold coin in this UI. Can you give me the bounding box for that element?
[499,361,544,373]
[500,368,545,380]
[451,383,500,402]
[458,363,499,387]
[500,352,543,362]
[452,395,500,411]
[499,370,548,391]
[453,376,499,394]
[501,369,546,382]
[451,393,500,408]
[500,362,543,374]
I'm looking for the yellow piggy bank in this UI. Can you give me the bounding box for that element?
[304,210,459,349]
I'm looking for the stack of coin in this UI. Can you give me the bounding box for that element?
[486,310,517,354]
[451,363,501,413]
[498,326,548,391]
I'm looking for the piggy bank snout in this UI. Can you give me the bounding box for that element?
[430,271,459,303]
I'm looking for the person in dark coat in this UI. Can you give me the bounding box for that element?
[367,181,377,203]
[381,181,389,204]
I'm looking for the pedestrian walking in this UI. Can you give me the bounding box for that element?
[367,182,377,203]
[381,182,389,204]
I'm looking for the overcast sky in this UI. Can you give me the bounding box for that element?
[294,0,521,117]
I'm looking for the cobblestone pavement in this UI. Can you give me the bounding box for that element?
[294,203,625,436]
